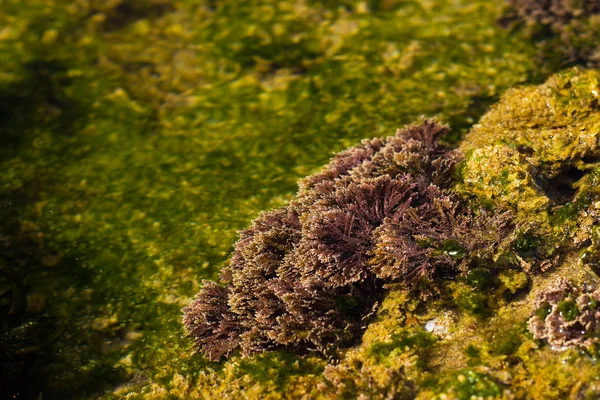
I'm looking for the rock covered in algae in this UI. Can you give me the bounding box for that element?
[461,68,600,175]
[183,120,519,361]
[460,68,600,251]
[459,144,549,214]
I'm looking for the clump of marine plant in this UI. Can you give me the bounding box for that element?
[507,0,600,26]
[183,120,517,361]
[503,0,600,66]
[528,278,600,350]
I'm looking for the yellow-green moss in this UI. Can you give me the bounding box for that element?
[458,68,600,269]
[497,269,529,295]
[461,68,600,176]
[460,145,549,213]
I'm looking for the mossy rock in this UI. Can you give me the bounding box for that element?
[459,68,600,259]
[461,68,600,177]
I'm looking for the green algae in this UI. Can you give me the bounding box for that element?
[433,370,504,400]
[503,0,600,69]
[445,268,529,319]
[449,281,489,316]
[557,299,580,322]
[2,0,600,398]
[461,68,600,176]
[535,302,552,322]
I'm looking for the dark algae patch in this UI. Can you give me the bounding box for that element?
[503,0,600,67]
[3,0,600,399]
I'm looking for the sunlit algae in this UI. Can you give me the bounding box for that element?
[183,119,534,361]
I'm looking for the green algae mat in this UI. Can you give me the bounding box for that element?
[3,0,600,399]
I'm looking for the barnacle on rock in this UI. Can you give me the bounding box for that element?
[528,278,600,350]
[183,120,521,361]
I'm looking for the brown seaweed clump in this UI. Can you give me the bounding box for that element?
[528,278,600,350]
[504,0,600,66]
[507,0,600,27]
[183,120,515,361]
